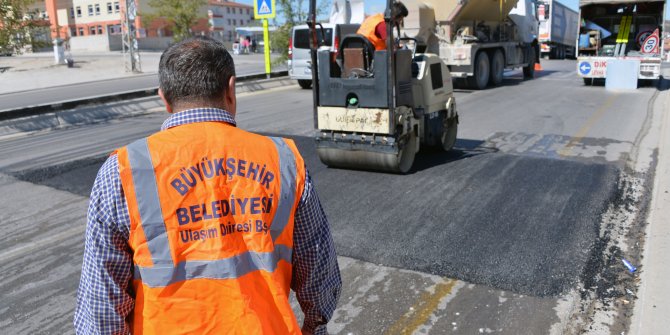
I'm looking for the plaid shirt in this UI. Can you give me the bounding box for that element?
[74,108,341,334]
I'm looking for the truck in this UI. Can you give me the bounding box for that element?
[577,0,666,84]
[537,0,580,59]
[401,0,541,90]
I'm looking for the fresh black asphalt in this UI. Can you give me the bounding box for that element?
[294,135,620,297]
[18,134,620,297]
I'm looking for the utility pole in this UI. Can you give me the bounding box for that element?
[122,0,142,73]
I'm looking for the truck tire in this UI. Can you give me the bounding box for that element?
[489,49,504,87]
[523,48,535,79]
[298,79,312,89]
[467,52,490,90]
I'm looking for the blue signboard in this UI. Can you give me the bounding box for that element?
[254,0,275,19]
[579,62,591,75]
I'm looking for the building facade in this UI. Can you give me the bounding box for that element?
[209,0,255,42]
[33,0,254,42]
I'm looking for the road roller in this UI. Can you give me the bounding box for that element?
[306,0,459,173]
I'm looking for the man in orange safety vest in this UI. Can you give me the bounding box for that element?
[74,36,342,335]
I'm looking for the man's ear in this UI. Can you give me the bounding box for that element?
[225,76,237,115]
[158,88,174,114]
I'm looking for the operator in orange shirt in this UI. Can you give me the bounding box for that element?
[357,1,409,51]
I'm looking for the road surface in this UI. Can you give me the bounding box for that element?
[0,60,667,334]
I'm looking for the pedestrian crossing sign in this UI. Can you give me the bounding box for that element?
[254,0,275,19]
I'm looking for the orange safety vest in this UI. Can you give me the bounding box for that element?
[116,121,306,334]
[357,13,387,51]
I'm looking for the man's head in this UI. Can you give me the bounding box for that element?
[391,1,408,26]
[158,36,236,114]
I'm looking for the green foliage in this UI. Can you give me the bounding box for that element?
[145,0,207,42]
[270,24,291,65]
[0,0,47,54]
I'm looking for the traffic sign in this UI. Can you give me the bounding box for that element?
[254,0,275,19]
[579,62,591,75]
[641,28,660,54]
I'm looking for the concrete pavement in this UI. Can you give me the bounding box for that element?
[630,67,670,335]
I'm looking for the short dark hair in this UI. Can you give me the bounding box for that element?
[158,36,235,107]
[392,1,408,20]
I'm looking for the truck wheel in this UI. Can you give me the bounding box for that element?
[298,80,312,89]
[489,50,504,87]
[523,48,535,79]
[467,52,490,89]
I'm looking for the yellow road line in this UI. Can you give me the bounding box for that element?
[558,93,619,157]
[384,279,458,335]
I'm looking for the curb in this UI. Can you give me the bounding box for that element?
[0,71,289,121]
[630,70,670,335]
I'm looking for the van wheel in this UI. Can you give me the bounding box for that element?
[298,80,312,89]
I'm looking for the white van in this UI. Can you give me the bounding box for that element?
[288,23,360,89]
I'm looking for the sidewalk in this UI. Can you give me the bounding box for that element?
[630,66,670,334]
[0,50,283,95]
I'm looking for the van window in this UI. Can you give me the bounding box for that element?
[294,28,333,49]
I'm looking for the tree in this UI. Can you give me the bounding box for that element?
[145,0,207,42]
[270,0,330,64]
[0,0,46,54]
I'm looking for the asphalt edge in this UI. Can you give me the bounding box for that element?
[630,73,670,335]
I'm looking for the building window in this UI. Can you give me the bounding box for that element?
[114,1,120,13]
[90,26,96,35]
[88,5,93,16]
[107,2,112,14]
[76,6,82,17]
[70,7,74,18]
[71,28,77,36]
[233,19,236,26]
[98,25,103,34]
[95,4,100,15]
[109,24,121,34]
[246,8,250,15]
[78,27,84,36]
[227,19,231,25]
[226,7,230,13]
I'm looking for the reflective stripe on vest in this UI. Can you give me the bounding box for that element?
[127,136,297,288]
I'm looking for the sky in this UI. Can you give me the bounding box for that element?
[237,0,670,22]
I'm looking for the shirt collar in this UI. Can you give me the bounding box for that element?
[160,108,237,131]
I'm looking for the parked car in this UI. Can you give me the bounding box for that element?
[288,23,360,89]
